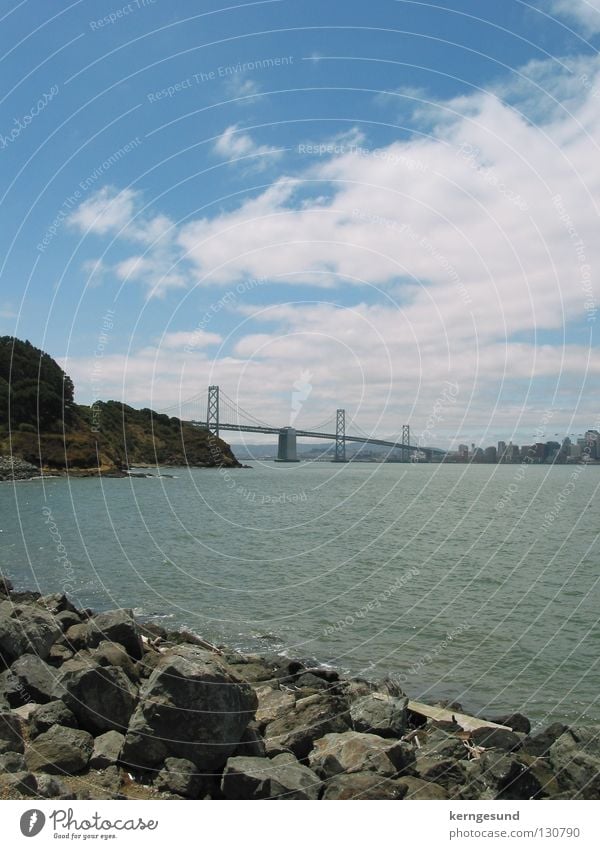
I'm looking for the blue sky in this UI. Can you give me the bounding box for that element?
[1,0,599,447]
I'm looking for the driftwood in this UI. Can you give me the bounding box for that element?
[407,700,512,732]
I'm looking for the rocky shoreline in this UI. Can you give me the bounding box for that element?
[0,456,41,482]
[0,577,598,801]
[0,455,247,481]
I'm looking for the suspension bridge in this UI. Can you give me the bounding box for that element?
[161,386,446,462]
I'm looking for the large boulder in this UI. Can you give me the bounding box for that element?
[30,700,78,738]
[322,772,406,800]
[255,685,295,726]
[350,693,408,738]
[0,709,25,754]
[89,730,125,770]
[464,750,543,800]
[1,655,58,706]
[487,712,531,734]
[0,601,61,664]
[549,727,600,799]
[221,753,321,800]
[36,594,79,617]
[155,757,209,799]
[265,694,350,761]
[521,723,569,757]
[470,726,522,752]
[87,610,143,660]
[308,731,415,779]
[121,646,257,771]
[25,725,93,774]
[78,642,139,683]
[58,660,138,735]
[415,754,467,790]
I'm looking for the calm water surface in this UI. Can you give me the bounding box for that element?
[1,462,598,729]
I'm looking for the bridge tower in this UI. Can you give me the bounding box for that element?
[402,424,410,462]
[276,427,299,462]
[334,409,346,462]
[207,385,220,437]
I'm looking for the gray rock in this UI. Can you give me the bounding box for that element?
[549,729,600,799]
[470,726,522,752]
[295,673,333,692]
[488,712,531,734]
[308,731,415,779]
[47,644,74,666]
[0,575,12,597]
[1,655,58,706]
[415,754,467,790]
[221,753,321,800]
[396,775,449,799]
[156,757,207,798]
[350,693,408,738]
[420,728,468,760]
[59,660,138,735]
[0,601,61,663]
[302,666,339,683]
[0,750,26,772]
[1,771,38,796]
[55,610,82,632]
[121,646,257,771]
[88,610,143,660]
[64,624,90,652]
[86,765,123,797]
[322,772,406,799]
[0,456,39,481]
[254,685,295,726]
[35,774,72,798]
[521,723,569,757]
[89,730,124,769]
[30,700,78,738]
[265,694,350,761]
[81,641,139,683]
[0,709,25,754]
[36,594,79,617]
[462,751,543,800]
[232,721,267,758]
[25,725,93,774]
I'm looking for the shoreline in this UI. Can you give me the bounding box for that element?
[1,578,598,800]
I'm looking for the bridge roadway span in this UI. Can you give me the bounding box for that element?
[190,420,445,456]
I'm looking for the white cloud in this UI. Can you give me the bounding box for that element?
[213,124,280,164]
[548,0,600,35]
[223,76,261,103]
[160,330,223,349]
[65,52,600,437]
[68,186,138,237]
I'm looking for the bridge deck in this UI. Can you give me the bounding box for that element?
[189,421,444,455]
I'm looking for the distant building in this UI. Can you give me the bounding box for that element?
[484,446,497,463]
[497,440,507,458]
[458,444,469,461]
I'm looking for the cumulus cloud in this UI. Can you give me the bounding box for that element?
[65,52,600,439]
[548,0,600,35]
[213,124,280,163]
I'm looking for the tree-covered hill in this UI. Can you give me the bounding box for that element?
[0,337,239,473]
